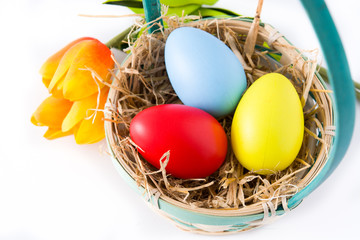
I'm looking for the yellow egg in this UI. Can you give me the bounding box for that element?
[231,73,304,175]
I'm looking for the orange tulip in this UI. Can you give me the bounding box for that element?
[32,37,114,144]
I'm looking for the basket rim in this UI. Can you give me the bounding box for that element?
[104,18,334,218]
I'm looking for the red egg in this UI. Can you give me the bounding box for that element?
[129,104,228,179]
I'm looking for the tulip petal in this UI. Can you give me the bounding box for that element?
[31,95,72,128]
[62,39,114,101]
[50,75,66,98]
[40,37,94,88]
[31,114,44,126]
[62,96,95,132]
[73,88,109,144]
[48,40,94,93]
[74,110,106,144]
[62,87,109,132]
[42,77,51,88]
[44,127,73,140]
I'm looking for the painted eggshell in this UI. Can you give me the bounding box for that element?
[231,73,304,175]
[130,104,228,179]
[164,27,247,117]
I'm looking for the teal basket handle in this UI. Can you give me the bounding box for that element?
[143,0,163,33]
[141,0,356,208]
[288,0,355,207]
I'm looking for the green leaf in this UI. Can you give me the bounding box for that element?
[129,4,201,16]
[103,0,217,8]
[106,26,133,49]
[103,0,143,8]
[191,7,241,17]
[201,7,240,16]
[165,4,201,15]
[160,0,218,7]
[191,8,228,17]
[318,66,329,83]
[262,42,282,62]
[318,66,360,101]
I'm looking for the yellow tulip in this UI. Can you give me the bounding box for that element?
[32,37,114,144]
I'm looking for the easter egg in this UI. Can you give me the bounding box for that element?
[129,104,228,179]
[164,27,247,117]
[231,73,304,175]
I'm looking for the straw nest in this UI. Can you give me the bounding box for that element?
[104,13,333,221]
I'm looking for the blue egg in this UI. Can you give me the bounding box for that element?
[164,27,247,117]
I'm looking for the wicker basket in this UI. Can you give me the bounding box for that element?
[104,0,355,234]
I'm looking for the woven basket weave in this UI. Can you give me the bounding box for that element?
[104,0,355,234]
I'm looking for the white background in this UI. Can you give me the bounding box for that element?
[0,0,359,239]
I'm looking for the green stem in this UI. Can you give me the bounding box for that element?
[105,26,133,50]
[318,66,360,101]
[143,0,163,34]
[354,81,360,100]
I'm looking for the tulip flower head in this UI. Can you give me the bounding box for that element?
[31,37,114,144]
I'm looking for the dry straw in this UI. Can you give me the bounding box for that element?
[104,5,334,233]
